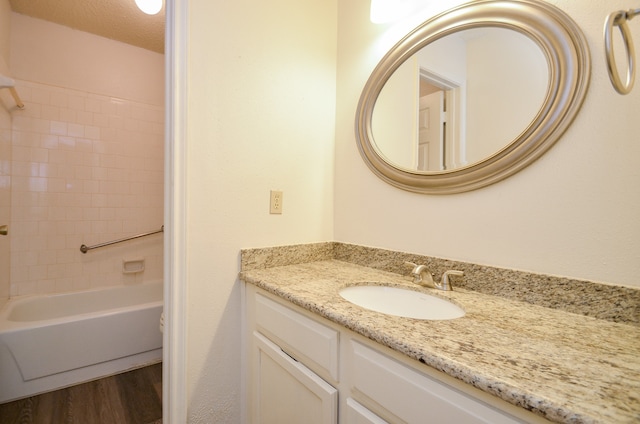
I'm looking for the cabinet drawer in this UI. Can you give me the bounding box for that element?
[255,293,339,381]
[350,341,522,424]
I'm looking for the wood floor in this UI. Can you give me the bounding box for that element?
[0,363,162,424]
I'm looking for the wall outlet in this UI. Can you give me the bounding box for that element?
[270,190,283,214]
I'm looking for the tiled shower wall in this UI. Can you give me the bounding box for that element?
[10,80,163,296]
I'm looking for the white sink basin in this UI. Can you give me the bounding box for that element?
[339,285,465,320]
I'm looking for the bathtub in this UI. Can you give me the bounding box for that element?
[0,281,163,403]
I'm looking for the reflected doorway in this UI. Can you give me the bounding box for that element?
[418,69,464,171]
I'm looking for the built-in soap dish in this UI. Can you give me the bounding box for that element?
[122,258,145,274]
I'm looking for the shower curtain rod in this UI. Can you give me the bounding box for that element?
[80,226,164,254]
[0,74,25,109]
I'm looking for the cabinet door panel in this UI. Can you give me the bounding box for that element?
[346,398,389,424]
[253,332,338,424]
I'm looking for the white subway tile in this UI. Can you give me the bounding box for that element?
[74,219,93,232]
[30,147,49,163]
[93,113,109,128]
[17,281,37,296]
[55,278,74,293]
[41,134,59,149]
[36,279,56,294]
[56,249,76,264]
[12,146,32,162]
[29,264,48,281]
[49,91,69,108]
[59,108,78,123]
[68,95,85,111]
[41,105,60,121]
[30,87,51,105]
[58,136,76,150]
[28,177,48,192]
[38,250,58,265]
[13,131,40,147]
[11,81,164,296]
[77,110,93,125]
[48,178,66,193]
[45,234,67,251]
[85,97,102,113]
[68,123,85,138]
[75,138,93,152]
[85,125,100,140]
[48,148,67,164]
[50,120,67,135]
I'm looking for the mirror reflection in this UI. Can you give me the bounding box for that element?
[372,27,549,172]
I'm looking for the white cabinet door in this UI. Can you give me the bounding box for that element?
[252,332,338,424]
[345,398,389,424]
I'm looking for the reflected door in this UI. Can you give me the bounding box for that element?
[418,91,444,171]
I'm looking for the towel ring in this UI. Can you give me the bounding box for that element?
[605,9,638,95]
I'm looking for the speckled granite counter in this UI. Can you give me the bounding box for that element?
[240,243,640,424]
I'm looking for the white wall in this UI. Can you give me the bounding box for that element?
[0,0,9,72]
[10,13,163,106]
[372,57,419,168]
[184,0,336,421]
[465,29,547,162]
[335,0,640,288]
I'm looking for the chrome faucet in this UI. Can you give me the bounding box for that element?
[405,262,464,291]
[405,262,435,286]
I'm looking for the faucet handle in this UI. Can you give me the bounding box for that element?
[441,270,464,291]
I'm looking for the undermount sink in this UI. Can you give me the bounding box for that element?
[339,285,465,320]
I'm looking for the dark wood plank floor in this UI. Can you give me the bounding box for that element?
[0,363,162,424]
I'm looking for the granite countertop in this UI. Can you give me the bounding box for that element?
[241,259,640,424]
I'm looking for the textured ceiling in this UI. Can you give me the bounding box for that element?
[9,0,165,53]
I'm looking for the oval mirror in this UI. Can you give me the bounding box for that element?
[355,0,590,194]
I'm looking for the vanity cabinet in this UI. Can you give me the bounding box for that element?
[245,284,545,424]
[247,287,339,424]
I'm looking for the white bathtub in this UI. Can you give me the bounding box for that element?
[0,281,163,403]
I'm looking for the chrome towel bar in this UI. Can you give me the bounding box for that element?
[0,74,25,109]
[80,226,164,254]
[605,7,640,94]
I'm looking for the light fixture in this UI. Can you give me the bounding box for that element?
[370,0,426,24]
[135,0,163,15]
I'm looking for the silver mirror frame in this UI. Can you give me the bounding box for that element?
[355,0,591,194]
